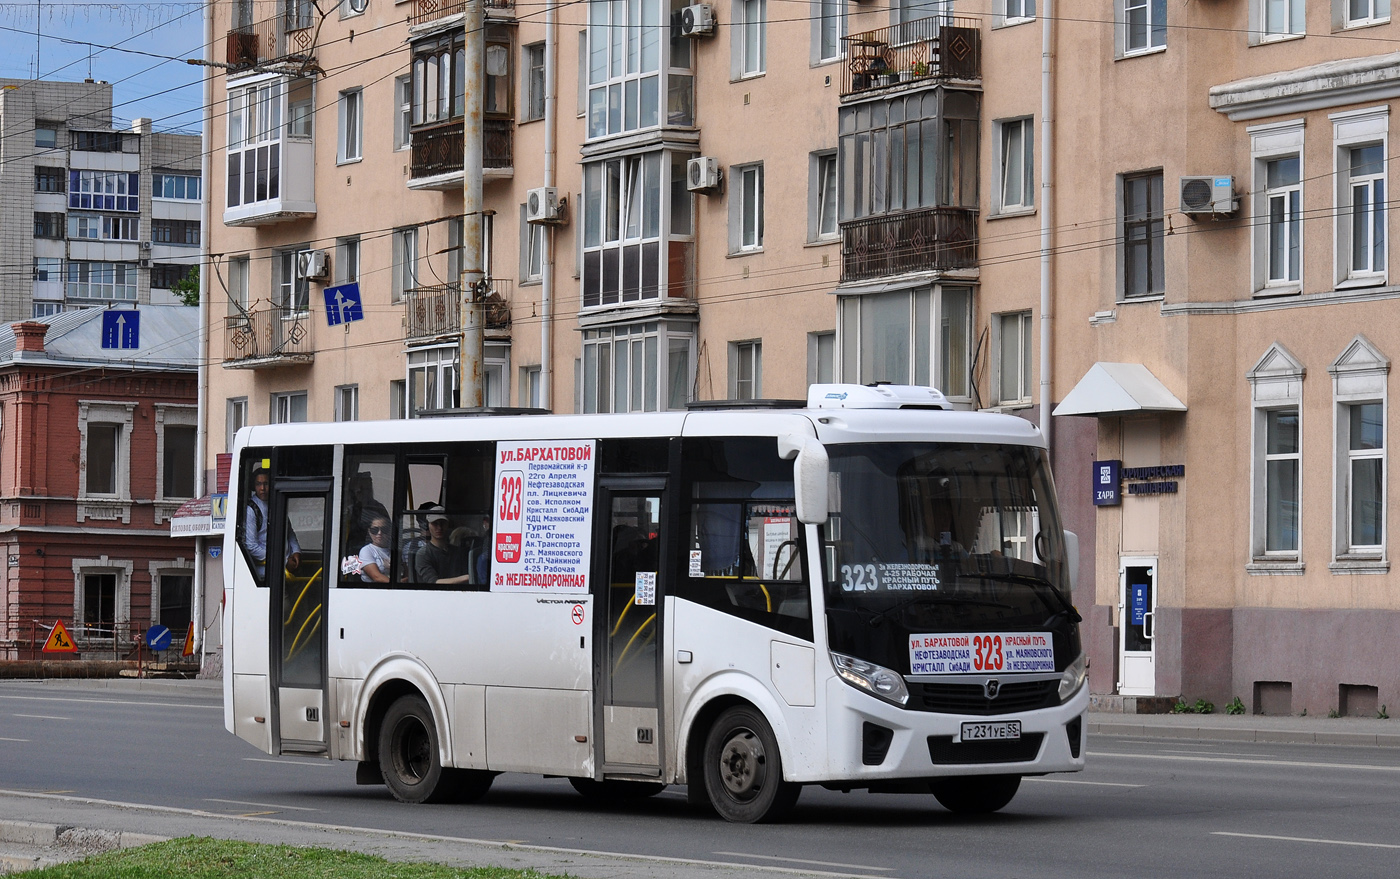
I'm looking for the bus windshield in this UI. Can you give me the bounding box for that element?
[823,442,1076,670]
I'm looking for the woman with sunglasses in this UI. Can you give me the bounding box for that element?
[359,516,393,583]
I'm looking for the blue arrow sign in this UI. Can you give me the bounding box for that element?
[146,624,172,652]
[323,283,364,327]
[101,309,140,349]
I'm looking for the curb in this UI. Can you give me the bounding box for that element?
[1089,720,1400,748]
[0,819,168,849]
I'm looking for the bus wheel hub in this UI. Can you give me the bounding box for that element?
[719,730,765,797]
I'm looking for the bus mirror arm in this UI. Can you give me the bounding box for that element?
[778,433,829,525]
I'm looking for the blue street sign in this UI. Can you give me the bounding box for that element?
[100,309,140,349]
[146,625,173,652]
[323,283,364,326]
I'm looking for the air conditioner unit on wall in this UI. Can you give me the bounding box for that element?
[680,4,716,37]
[526,186,564,224]
[687,156,721,193]
[298,249,329,280]
[1179,176,1237,216]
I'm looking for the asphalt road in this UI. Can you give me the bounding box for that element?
[0,679,1397,879]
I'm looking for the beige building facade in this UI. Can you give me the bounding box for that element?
[201,0,1399,714]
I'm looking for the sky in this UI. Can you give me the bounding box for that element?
[0,1,208,132]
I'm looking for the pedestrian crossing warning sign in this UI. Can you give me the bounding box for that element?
[43,620,77,653]
[182,621,196,657]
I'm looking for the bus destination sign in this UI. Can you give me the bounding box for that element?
[491,440,597,593]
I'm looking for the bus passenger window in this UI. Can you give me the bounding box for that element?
[340,454,394,584]
[396,444,495,590]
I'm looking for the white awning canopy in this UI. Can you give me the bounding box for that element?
[1053,363,1186,417]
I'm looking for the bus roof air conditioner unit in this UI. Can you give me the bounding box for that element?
[526,186,564,224]
[680,4,716,37]
[1179,175,1236,216]
[687,156,721,193]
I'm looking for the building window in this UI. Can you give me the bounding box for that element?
[156,572,193,634]
[83,573,118,635]
[1264,408,1302,553]
[816,0,845,63]
[339,88,363,163]
[34,126,57,148]
[411,31,466,128]
[72,561,133,642]
[995,117,1034,213]
[272,391,309,424]
[343,0,368,16]
[228,256,250,316]
[78,401,135,502]
[393,227,418,301]
[1341,0,1390,28]
[996,311,1033,405]
[227,79,299,209]
[69,214,139,242]
[809,152,838,242]
[838,286,973,398]
[736,0,767,77]
[156,405,198,501]
[1247,344,1306,563]
[1344,402,1385,552]
[1345,144,1386,278]
[1265,156,1302,285]
[394,75,412,151]
[582,152,665,306]
[730,340,762,400]
[337,236,361,284]
[521,206,544,282]
[524,42,546,121]
[151,264,195,289]
[808,331,836,385]
[152,219,200,246]
[67,262,138,301]
[35,166,65,192]
[408,347,458,416]
[997,0,1036,25]
[733,164,764,252]
[275,248,311,312]
[1253,0,1305,41]
[71,130,126,152]
[152,172,201,200]
[34,257,63,283]
[226,397,248,452]
[33,212,64,239]
[335,385,359,421]
[32,302,63,318]
[586,0,664,139]
[390,379,407,419]
[582,322,693,412]
[69,171,139,212]
[86,424,121,494]
[1122,0,1167,54]
[520,365,542,408]
[1121,171,1164,299]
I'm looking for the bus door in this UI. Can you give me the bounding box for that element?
[592,478,667,777]
[268,479,333,755]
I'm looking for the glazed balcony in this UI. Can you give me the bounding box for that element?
[404,281,513,342]
[223,306,315,368]
[408,118,514,190]
[840,207,978,283]
[840,15,981,97]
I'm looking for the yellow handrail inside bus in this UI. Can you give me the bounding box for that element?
[286,604,322,661]
[610,591,635,638]
[614,612,656,672]
[282,567,323,626]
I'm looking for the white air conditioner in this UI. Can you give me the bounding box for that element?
[680,4,716,37]
[526,186,564,224]
[138,257,151,268]
[297,249,329,280]
[687,156,721,193]
[1179,175,1236,216]
[138,240,152,252]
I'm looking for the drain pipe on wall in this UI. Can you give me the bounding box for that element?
[1038,0,1055,449]
[540,0,557,409]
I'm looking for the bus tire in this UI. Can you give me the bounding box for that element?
[703,706,800,823]
[568,777,667,800]
[379,694,455,804]
[929,774,1021,814]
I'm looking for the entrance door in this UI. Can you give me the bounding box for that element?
[1118,558,1156,696]
[268,479,332,755]
[592,478,666,777]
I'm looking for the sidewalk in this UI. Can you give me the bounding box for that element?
[1087,709,1400,748]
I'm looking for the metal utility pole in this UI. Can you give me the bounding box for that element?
[459,0,485,408]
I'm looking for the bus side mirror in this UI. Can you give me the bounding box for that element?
[1063,529,1079,594]
[778,433,829,525]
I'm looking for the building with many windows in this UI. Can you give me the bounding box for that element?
[199,1,1400,715]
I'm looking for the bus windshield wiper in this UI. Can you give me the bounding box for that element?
[862,593,1013,627]
[949,568,1081,622]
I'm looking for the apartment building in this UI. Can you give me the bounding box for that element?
[201,1,1400,714]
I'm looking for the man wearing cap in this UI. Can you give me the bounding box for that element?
[414,506,473,585]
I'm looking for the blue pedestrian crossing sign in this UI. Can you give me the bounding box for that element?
[101,309,140,349]
[323,283,364,326]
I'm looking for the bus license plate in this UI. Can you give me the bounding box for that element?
[960,721,1021,741]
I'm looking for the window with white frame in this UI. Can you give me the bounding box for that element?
[582,322,694,412]
[448,217,464,281]
[810,152,839,241]
[272,391,308,424]
[520,365,542,408]
[995,117,1034,213]
[390,379,407,419]
[733,163,765,252]
[394,75,412,151]
[816,0,846,63]
[226,79,284,209]
[735,0,767,78]
[68,170,138,212]
[731,340,762,400]
[275,247,311,312]
[408,346,458,416]
[1244,343,1305,561]
[1333,107,1389,285]
[1252,0,1305,41]
[524,42,546,121]
[521,205,544,282]
[228,255,250,316]
[1250,119,1305,293]
[808,331,836,385]
[155,405,197,501]
[68,214,139,242]
[79,401,135,501]
[337,236,360,284]
[67,262,137,301]
[586,0,665,139]
[997,0,1036,26]
[1262,408,1302,554]
[582,151,672,307]
[393,227,418,301]
[152,172,201,200]
[837,286,973,398]
[1121,0,1166,55]
[335,385,359,421]
[33,302,62,319]
[1121,171,1164,298]
[339,88,362,163]
[996,311,1033,405]
[1330,336,1389,560]
[226,397,248,452]
[1340,0,1390,28]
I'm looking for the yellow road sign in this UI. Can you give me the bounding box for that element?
[42,620,77,653]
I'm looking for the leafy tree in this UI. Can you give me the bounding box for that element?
[171,265,200,307]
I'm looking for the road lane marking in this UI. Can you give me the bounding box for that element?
[1158,749,1274,758]
[0,694,218,711]
[714,852,892,871]
[1213,832,1400,850]
[205,798,318,812]
[242,757,330,767]
[1022,777,1143,788]
[0,737,29,742]
[13,714,69,721]
[1088,751,1400,772]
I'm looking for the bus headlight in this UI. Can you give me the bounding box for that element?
[1058,652,1087,702]
[831,651,909,706]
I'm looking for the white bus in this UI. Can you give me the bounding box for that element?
[223,384,1087,823]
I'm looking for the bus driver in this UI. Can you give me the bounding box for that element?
[243,468,301,579]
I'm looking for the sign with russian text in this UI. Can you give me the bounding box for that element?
[1093,459,1121,506]
[909,631,1055,675]
[1130,581,1150,626]
[491,440,596,593]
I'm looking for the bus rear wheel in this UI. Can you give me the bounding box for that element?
[929,774,1021,814]
[379,694,493,804]
[703,706,800,823]
[568,778,667,800]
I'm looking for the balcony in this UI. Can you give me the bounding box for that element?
[404,281,513,343]
[226,10,317,71]
[410,0,515,30]
[840,207,978,283]
[840,16,981,98]
[408,118,514,190]
[223,306,315,368]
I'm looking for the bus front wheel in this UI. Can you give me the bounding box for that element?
[702,706,800,823]
[379,694,494,804]
[929,774,1021,814]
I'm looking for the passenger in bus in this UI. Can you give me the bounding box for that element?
[414,506,473,585]
[358,516,393,583]
[243,468,301,579]
[344,472,390,554]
